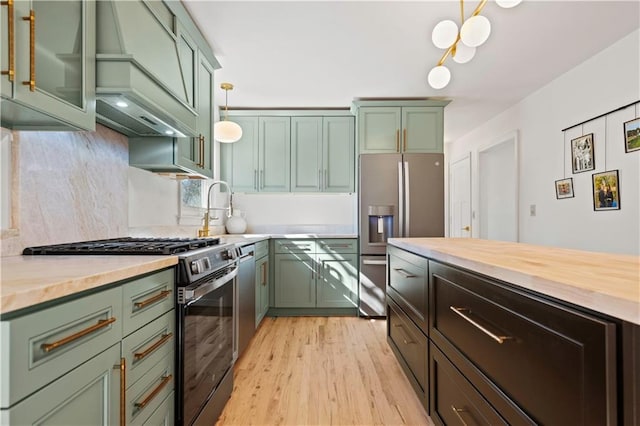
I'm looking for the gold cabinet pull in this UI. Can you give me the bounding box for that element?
[450,306,513,344]
[21,9,34,91]
[41,317,116,353]
[113,358,126,426]
[461,225,471,231]
[261,262,267,285]
[396,129,400,152]
[199,134,205,168]
[134,374,172,409]
[133,333,173,361]
[451,405,469,426]
[134,290,171,309]
[403,128,407,151]
[1,0,14,81]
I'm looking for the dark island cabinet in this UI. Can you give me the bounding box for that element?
[429,260,617,425]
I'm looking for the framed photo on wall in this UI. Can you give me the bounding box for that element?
[592,170,620,211]
[624,117,640,153]
[571,133,595,173]
[555,178,574,199]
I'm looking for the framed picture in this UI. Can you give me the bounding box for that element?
[624,117,640,153]
[592,170,620,211]
[571,133,595,173]
[555,178,574,199]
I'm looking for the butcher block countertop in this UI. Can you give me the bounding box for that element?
[0,255,178,316]
[389,237,640,325]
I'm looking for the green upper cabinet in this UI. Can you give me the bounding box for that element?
[323,116,355,192]
[259,117,291,192]
[1,0,96,131]
[221,116,291,193]
[354,100,449,154]
[220,117,260,192]
[222,111,354,193]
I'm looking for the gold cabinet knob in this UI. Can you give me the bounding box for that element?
[462,226,470,231]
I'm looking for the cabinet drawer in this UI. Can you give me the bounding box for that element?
[142,391,174,426]
[0,343,120,425]
[128,352,174,426]
[0,286,122,408]
[274,239,316,254]
[387,246,429,334]
[430,261,617,425]
[123,268,175,336]
[430,343,507,426]
[255,239,269,259]
[387,297,428,408]
[317,238,357,254]
[123,310,175,388]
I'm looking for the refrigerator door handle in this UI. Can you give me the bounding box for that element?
[404,161,410,236]
[398,161,404,237]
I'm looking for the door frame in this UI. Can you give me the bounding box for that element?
[476,130,519,242]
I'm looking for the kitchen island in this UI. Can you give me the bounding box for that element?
[386,237,639,425]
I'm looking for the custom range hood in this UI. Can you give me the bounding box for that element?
[96,0,212,138]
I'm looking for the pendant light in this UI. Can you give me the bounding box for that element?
[428,0,523,89]
[214,83,243,143]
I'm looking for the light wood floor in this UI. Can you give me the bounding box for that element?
[216,316,432,426]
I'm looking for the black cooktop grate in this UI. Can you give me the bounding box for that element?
[22,237,221,255]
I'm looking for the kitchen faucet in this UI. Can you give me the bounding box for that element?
[198,180,233,237]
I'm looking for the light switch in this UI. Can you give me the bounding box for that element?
[530,204,536,216]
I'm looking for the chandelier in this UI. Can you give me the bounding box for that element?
[428,0,523,89]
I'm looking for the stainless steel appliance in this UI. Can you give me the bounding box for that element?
[236,244,255,359]
[358,153,444,316]
[23,237,238,426]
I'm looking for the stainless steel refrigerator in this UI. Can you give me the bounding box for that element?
[358,153,444,316]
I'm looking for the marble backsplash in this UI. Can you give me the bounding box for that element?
[1,125,129,256]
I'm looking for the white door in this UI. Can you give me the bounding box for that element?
[449,154,472,237]
[478,132,519,242]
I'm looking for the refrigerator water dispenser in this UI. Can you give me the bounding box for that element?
[368,205,394,245]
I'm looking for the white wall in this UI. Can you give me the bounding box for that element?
[446,29,640,255]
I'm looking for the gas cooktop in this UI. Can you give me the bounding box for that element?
[22,237,221,256]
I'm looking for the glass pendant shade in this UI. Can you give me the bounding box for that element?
[496,0,522,8]
[214,120,243,143]
[427,65,451,89]
[432,20,459,49]
[452,42,476,64]
[460,15,491,47]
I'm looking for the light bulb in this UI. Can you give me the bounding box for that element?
[214,121,243,143]
[496,0,522,8]
[460,15,491,47]
[432,20,459,49]
[427,65,451,90]
[452,42,476,64]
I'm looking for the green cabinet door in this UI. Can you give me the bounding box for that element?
[291,117,322,192]
[358,107,401,153]
[1,0,96,131]
[220,117,259,192]
[259,117,291,192]
[323,116,355,192]
[0,344,120,425]
[316,253,358,308]
[255,255,270,327]
[402,106,444,153]
[274,254,315,308]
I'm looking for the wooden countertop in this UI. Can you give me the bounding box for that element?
[388,238,640,325]
[1,255,178,315]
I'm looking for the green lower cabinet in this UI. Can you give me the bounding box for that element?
[316,253,358,308]
[0,343,120,425]
[273,241,358,309]
[274,253,316,308]
[255,255,270,327]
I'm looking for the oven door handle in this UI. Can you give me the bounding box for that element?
[183,264,238,304]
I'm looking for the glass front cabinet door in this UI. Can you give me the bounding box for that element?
[1,0,95,131]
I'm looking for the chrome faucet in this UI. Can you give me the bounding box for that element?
[198,180,233,237]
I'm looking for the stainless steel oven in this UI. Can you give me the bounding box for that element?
[176,245,238,426]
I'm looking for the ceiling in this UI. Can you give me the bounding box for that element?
[182,1,640,143]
